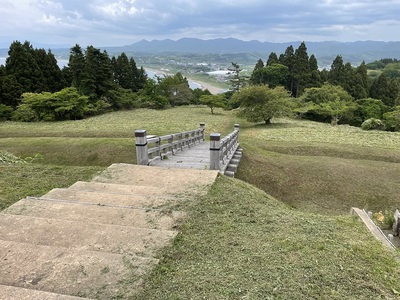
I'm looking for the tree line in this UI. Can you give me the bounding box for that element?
[233,42,400,131]
[0,41,211,121]
[1,40,399,131]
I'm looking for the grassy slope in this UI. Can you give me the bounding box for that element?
[0,164,102,211]
[2,108,400,298]
[237,118,400,215]
[135,176,400,299]
[0,106,235,166]
[0,106,235,209]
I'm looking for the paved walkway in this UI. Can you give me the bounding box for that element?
[149,142,210,170]
[0,164,218,299]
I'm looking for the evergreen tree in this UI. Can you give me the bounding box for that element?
[0,74,23,107]
[353,61,369,99]
[68,44,86,93]
[369,74,397,107]
[6,41,44,93]
[266,52,279,66]
[81,46,114,99]
[329,55,346,86]
[113,52,134,90]
[35,48,64,92]
[228,62,246,92]
[250,59,265,84]
[387,79,400,107]
[279,45,295,93]
[135,66,148,91]
[309,54,318,71]
[129,57,147,92]
[292,42,311,97]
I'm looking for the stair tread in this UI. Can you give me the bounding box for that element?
[41,187,177,209]
[3,198,185,230]
[92,163,217,196]
[0,284,93,300]
[0,214,177,256]
[0,240,157,299]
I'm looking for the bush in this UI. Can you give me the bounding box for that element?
[0,104,13,121]
[11,104,38,122]
[361,118,386,131]
[383,107,400,131]
[352,98,388,127]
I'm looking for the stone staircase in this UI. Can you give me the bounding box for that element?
[0,164,218,299]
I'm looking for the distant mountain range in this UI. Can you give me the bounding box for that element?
[112,38,400,66]
[1,38,400,67]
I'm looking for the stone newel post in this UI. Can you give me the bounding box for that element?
[135,130,148,165]
[210,133,221,170]
[200,122,206,141]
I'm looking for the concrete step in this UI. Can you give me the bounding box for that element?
[69,181,170,197]
[41,187,175,209]
[0,240,156,299]
[0,284,93,300]
[92,163,218,196]
[0,214,177,257]
[3,198,185,230]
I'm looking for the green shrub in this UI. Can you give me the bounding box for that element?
[383,107,400,131]
[11,104,38,122]
[352,98,388,126]
[0,104,13,121]
[361,118,386,131]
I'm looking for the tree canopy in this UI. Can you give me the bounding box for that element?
[232,85,292,124]
[301,83,356,125]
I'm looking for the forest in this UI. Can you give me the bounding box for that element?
[0,40,399,131]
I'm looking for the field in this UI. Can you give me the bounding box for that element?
[1,106,400,298]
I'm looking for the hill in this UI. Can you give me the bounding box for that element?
[115,38,400,66]
[1,107,400,298]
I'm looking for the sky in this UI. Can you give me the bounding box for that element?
[1,0,400,48]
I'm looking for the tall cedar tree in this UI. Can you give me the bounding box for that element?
[3,41,64,107]
[266,52,279,66]
[309,54,322,88]
[69,45,114,100]
[112,52,134,90]
[129,57,148,92]
[68,44,86,93]
[329,55,346,87]
[6,41,44,93]
[292,42,311,97]
[279,45,295,93]
[250,59,265,84]
[35,49,64,92]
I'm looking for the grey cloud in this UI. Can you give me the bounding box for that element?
[1,0,400,47]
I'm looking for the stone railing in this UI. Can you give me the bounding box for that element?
[135,123,205,165]
[210,124,242,176]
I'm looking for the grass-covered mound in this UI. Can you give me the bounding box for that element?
[237,118,400,215]
[1,107,400,298]
[0,164,102,211]
[135,176,400,299]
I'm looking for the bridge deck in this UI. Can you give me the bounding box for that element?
[149,142,211,170]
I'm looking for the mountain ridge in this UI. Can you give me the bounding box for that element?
[1,38,400,66]
[114,38,400,65]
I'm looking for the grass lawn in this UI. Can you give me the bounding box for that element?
[135,176,400,299]
[2,108,400,298]
[0,164,103,211]
[237,118,400,215]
